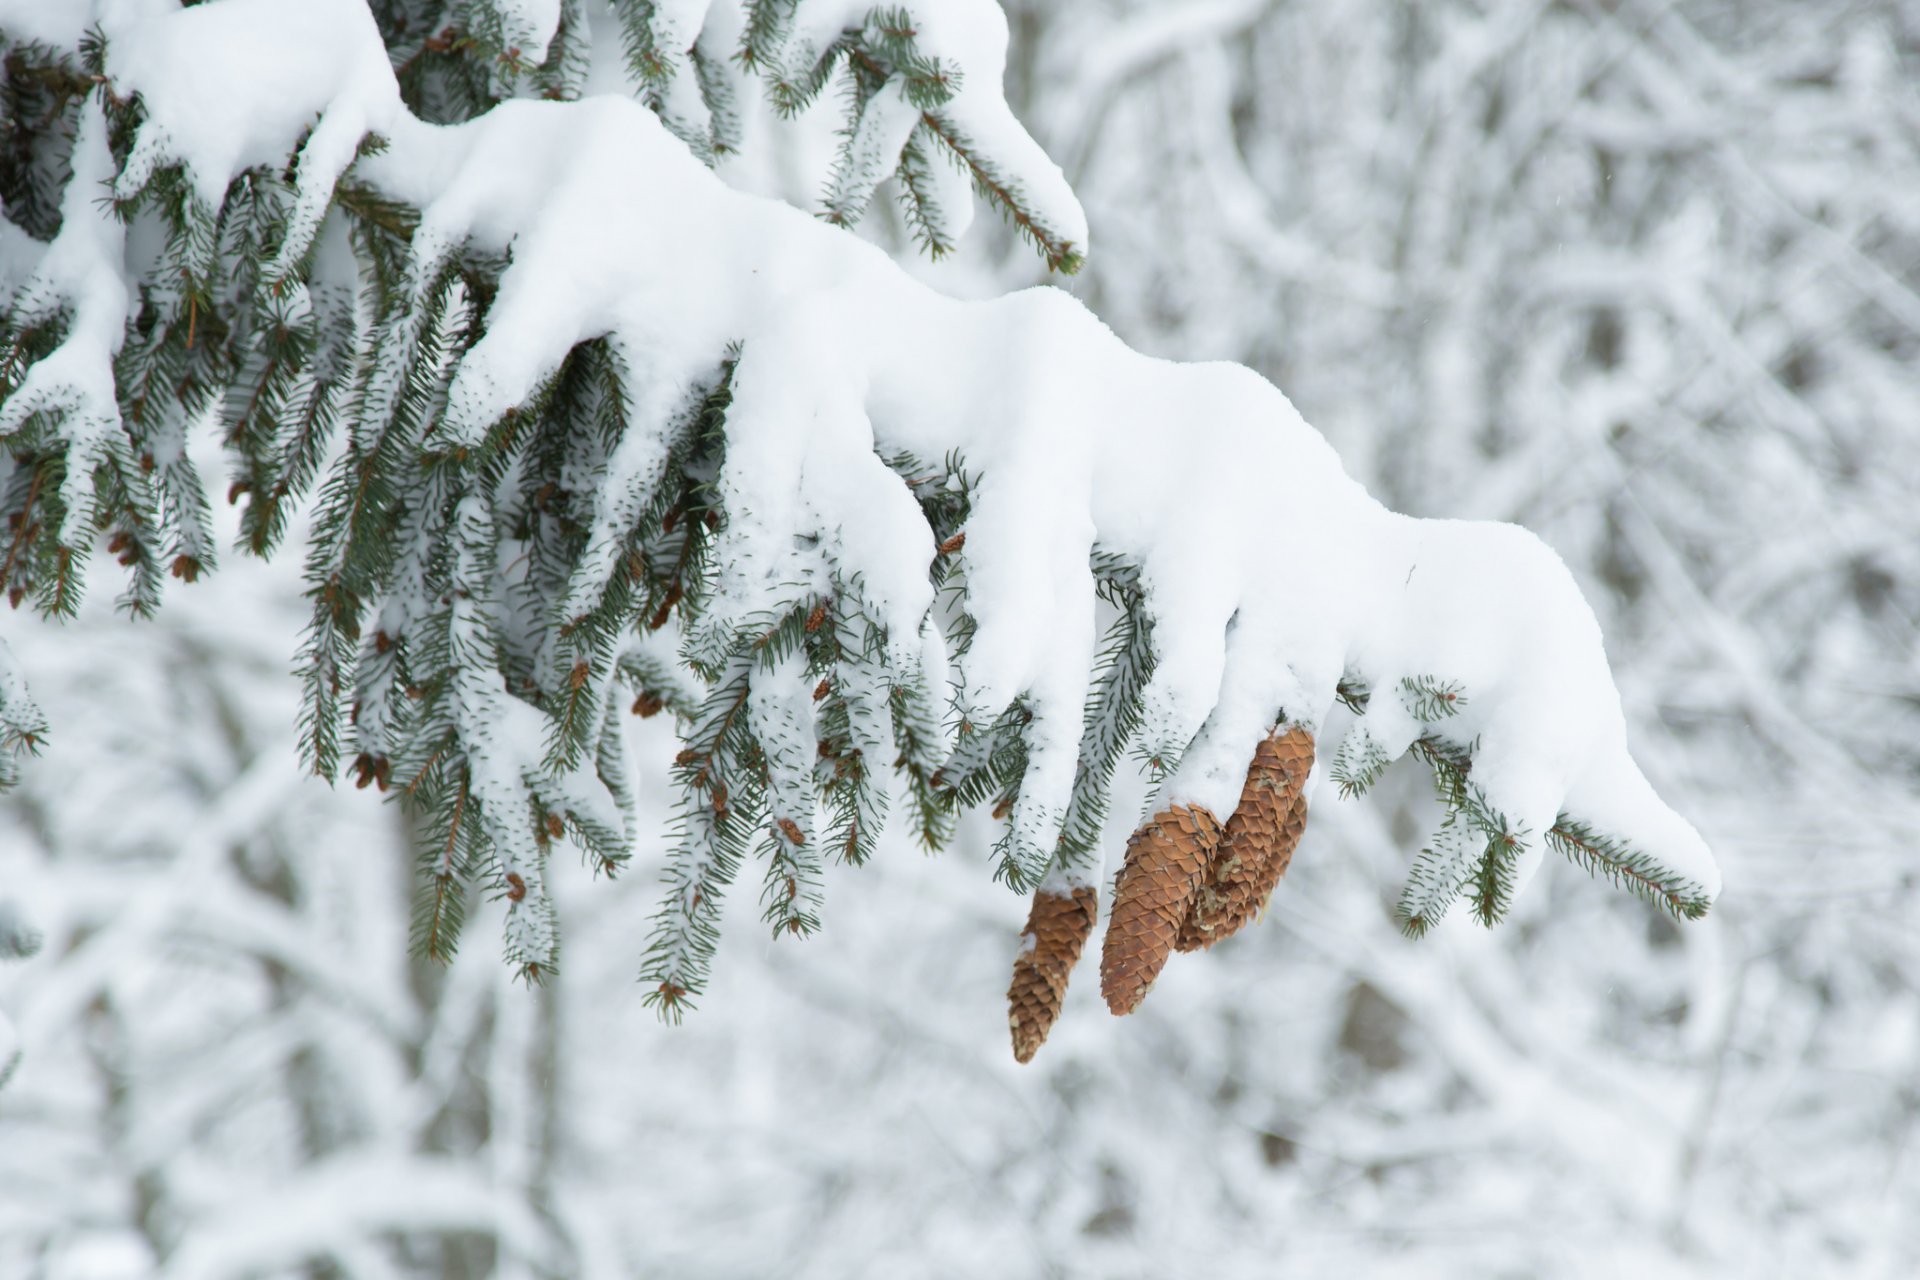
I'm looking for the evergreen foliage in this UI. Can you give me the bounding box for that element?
[0,0,1710,1013]
[2,2,1910,1269]
[1335,675,1715,937]
[0,0,1093,996]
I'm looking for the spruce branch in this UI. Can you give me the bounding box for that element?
[1399,674,1466,723]
[0,1,1718,1039]
[1054,579,1155,879]
[1330,720,1391,798]
[1548,819,1714,922]
[915,108,1083,274]
[641,654,758,1019]
[891,127,962,259]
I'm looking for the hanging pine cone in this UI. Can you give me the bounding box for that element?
[1100,804,1223,1015]
[1007,886,1098,1063]
[1176,725,1315,952]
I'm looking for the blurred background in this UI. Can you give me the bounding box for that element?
[4,0,1919,1275]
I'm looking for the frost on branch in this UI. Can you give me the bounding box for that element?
[0,0,1714,1031]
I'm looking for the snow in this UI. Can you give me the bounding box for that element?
[447,494,560,970]
[11,0,1856,1270]
[105,0,404,274]
[0,0,1716,944]
[824,75,924,224]
[0,0,115,50]
[0,101,132,545]
[908,0,1087,249]
[0,99,124,386]
[710,266,1713,893]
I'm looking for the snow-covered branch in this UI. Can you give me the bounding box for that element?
[0,0,1714,1031]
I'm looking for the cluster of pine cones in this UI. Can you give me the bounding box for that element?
[1006,725,1315,1063]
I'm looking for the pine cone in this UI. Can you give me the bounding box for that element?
[1176,725,1315,952]
[1007,887,1098,1063]
[1100,804,1222,1014]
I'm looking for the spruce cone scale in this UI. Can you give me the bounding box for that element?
[1007,887,1098,1063]
[1176,724,1315,952]
[1100,804,1223,1015]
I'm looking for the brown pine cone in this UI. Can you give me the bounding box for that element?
[1007,887,1098,1063]
[1176,725,1315,952]
[1100,804,1223,1015]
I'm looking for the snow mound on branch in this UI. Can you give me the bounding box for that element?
[6,0,1712,951]
[909,0,1084,250]
[0,101,132,545]
[789,0,1085,254]
[353,93,1715,910]
[105,0,404,274]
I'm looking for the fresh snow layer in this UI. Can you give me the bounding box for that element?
[370,100,1713,903]
[780,0,1085,254]
[909,0,1085,252]
[371,87,1715,896]
[105,0,405,272]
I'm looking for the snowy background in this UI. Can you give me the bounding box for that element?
[4,1,1919,1276]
